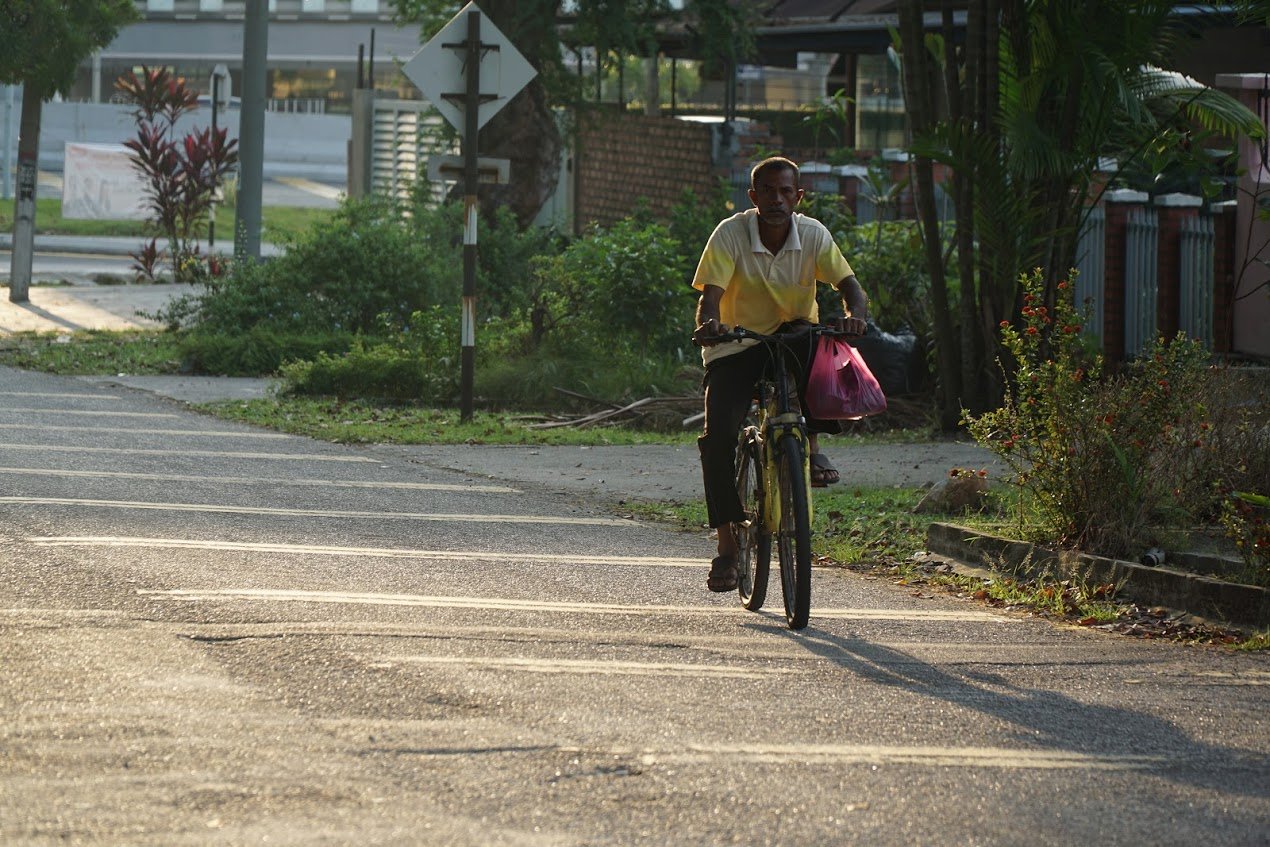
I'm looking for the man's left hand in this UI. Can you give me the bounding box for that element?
[829,315,868,337]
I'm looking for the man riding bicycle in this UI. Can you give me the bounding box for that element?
[691,156,870,593]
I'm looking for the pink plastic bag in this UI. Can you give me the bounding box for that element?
[805,335,888,420]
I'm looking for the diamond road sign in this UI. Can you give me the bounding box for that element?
[401,2,537,137]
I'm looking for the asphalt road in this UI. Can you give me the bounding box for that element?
[1,365,1267,846]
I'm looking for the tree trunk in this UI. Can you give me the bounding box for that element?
[8,86,40,303]
[899,0,961,430]
[476,80,562,228]
[472,0,563,229]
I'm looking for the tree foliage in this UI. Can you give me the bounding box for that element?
[0,0,137,97]
[896,0,1265,430]
[388,0,758,226]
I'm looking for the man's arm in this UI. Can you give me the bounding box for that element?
[835,275,869,336]
[692,284,727,346]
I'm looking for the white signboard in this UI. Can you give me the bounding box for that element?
[61,143,147,220]
[402,2,537,137]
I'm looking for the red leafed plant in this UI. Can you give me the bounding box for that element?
[116,66,238,282]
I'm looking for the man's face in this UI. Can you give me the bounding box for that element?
[748,167,803,227]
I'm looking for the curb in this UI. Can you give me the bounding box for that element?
[925,522,1269,629]
[0,234,284,259]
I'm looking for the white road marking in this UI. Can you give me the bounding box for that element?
[135,587,1015,621]
[1190,670,1270,686]
[0,445,375,462]
[0,467,518,493]
[582,743,1162,771]
[0,407,179,418]
[32,536,701,566]
[6,498,635,526]
[0,391,122,400]
[275,176,344,200]
[385,655,789,679]
[0,423,293,439]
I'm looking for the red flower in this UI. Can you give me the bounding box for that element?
[999,320,1010,328]
[1026,326,1039,335]
[1058,280,1068,289]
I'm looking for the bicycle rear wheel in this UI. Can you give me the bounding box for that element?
[734,429,770,611]
[776,432,812,629]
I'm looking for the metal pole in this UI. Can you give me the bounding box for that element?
[1,85,15,200]
[9,86,41,303]
[210,75,219,247]
[235,0,268,262]
[460,9,481,422]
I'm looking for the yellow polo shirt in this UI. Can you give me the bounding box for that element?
[692,209,854,364]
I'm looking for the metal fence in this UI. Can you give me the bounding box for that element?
[1179,213,1216,349]
[1123,206,1160,358]
[1073,204,1106,343]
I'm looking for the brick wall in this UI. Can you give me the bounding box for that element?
[574,112,721,231]
[1213,203,1238,353]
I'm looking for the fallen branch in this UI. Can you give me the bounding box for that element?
[527,395,700,429]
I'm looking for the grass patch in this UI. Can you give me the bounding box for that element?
[627,485,933,563]
[1,198,335,244]
[0,330,186,375]
[198,396,699,446]
[1235,631,1270,651]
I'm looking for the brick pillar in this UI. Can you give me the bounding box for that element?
[1154,193,1203,341]
[1102,189,1149,364]
[1211,200,1239,354]
[1216,73,1270,358]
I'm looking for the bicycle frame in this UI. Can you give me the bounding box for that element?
[754,360,812,536]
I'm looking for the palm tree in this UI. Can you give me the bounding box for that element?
[898,0,1264,428]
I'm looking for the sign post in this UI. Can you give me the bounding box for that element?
[459,10,481,424]
[403,2,535,422]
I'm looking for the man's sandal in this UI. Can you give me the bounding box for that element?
[707,554,739,592]
[810,453,840,487]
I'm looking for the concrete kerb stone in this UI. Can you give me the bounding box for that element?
[926,522,1270,629]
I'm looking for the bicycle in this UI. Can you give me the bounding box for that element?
[718,324,851,630]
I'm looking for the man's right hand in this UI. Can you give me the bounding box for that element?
[692,318,729,346]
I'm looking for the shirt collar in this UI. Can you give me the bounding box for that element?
[748,209,802,255]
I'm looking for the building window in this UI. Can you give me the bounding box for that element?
[351,0,378,12]
[855,53,905,152]
[199,0,223,10]
[301,0,324,11]
[147,0,174,11]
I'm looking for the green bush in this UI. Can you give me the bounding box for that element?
[550,218,695,357]
[280,307,459,401]
[180,327,358,376]
[842,220,931,336]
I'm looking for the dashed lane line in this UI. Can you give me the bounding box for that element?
[135,587,1016,622]
[7,498,636,526]
[383,655,792,679]
[0,391,123,400]
[0,468,518,493]
[0,407,179,418]
[31,537,701,566]
[0,445,375,462]
[0,423,294,439]
[578,743,1164,771]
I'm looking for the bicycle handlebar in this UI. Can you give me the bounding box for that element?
[698,324,862,346]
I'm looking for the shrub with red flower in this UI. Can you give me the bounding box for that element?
[964,268,1212,557]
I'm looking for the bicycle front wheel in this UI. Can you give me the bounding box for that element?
[734,429,770,611]
[776,432,812,629]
